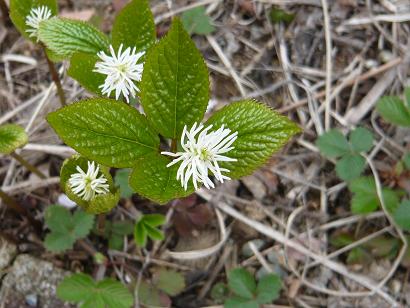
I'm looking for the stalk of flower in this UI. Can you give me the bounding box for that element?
[25,6,52,41]
[68,161,110,201]
[161,122,238,191]
[94,44,145,103]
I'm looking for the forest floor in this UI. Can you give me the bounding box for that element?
[1,0,410,307]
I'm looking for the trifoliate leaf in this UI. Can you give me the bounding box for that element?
[10,0,58,42]
[154,269,186,296]
[206,100,300,179]
[393,200,410,231]
[47,99,160,168]
[57,273,133,308]
[68,52,104,95]
[133,214,165,247]
[114,169,133,198]
[129,154,194,204]
[316,129,350,158]
[376,95,410,127]
[349,127,373,153]
[349,177,400,214]
[0,124,28,154]
[44,206,94,252]
[38,17,109,58]
[335,153,365,181]
[140,18,209,138]
[111,0,156,52]
[228,268,257,299]
[181,6,215,35]
[256,274,282,304]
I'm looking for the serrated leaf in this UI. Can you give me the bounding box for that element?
[140,18,209,138]
[349,127,373,153]
[256,274,281,304]
[45,205,73,233]
[38,17,109,58]
[224,297,259,308]
[376,95,410,127]
[57,273,94,302]
[57,273,133,308]
[44,232,74,252]
[206,100,300,179]
[47,99,159,168]
[68,52,105,95]
[228,268,256,299]
[137,281,171,308]
[72,210,95,238]
[335,154,365,181]
[129,154,194,204]
[393,200,410,231]
[0,124,28,154]
[181,6,215,35]
[10,0,58,42]
[349,177,400,214]
[85,190,121,214]
[114,169,133,198]
[154,269,186,296]
[111,0,156,52]
[316,129,350,158]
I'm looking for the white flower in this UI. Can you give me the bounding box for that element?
[25,6,52,41]
[68,161,110,201]
[161,122,238,191]
[94,44,145,103]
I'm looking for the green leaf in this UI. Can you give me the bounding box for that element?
[316,129,350,158]
[0,124,28,154]
[393,200,410,231]
[140,18,209,138]
[224,297,259,308]
[228,268,256,299]
[346,247,368,265]
[114,169,133,198]
[376,95,410,127]
[38,17,109,58]
[57,273,133,308]
[134,219,147,247]
[349,177,400,214]
[10,0,58,41]
[405,87,410,108]
[85,190,121,214]
[181,6,215,35]
[270,7,295,24]
[335,154,366,181]
[211,283,229,301]
[137,281,171,307]
[111,0,156,52]
[403,153,410,170]
[206,100,300,179]
[57,273,94,302]
[47,99,159,168]
[349,127,373,153]
[44,206,94,252]
[129,154,194,204]
[144,224,164,241]
[68,52,105,95]
[142,214,166,227]
[256,274,281,304]
[154,269,186,296]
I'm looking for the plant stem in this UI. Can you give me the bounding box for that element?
[0,189,41,230]
[41,45,67,107]
[97,213,106,235]
[10,152,47,179]
[0,0,10,25]
[171,138,177,152]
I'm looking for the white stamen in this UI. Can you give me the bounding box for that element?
[25,6,52,41]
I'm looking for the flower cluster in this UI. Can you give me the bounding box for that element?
[25,6,52,41]
[94,44,145,103]
[162,122,238,190]
[68,161,109,201]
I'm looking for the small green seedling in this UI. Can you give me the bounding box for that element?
[96,220,134,250]
[316,127,373,181]
[224,268,282,308]
[270,7,295,24]
[44,206,94,252]
[134,214,166,247]
[57,273,133,308]
[376,87,410,127]
[182,6,215,35]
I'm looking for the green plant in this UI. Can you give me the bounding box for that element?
[96,220,134,250]
[44,206,94,252]
[376,87,410,127]
[181,6,215,35]
[152,268,186,296]
[114,169,133,199]
[316,127,373,181]
[57,273,133,308]
[134,214,166,247]
[224,268,282,308]
[393,200,410,231]
[270,7,295,24]
[0,124,27,154]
